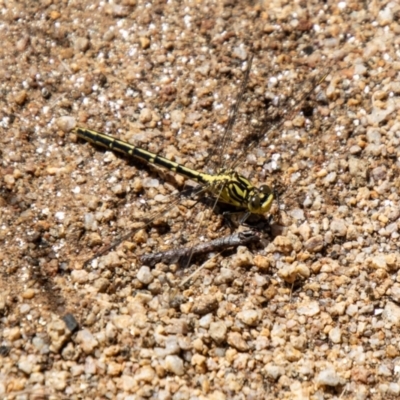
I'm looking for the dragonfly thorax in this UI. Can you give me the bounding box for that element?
[206,169,274,215]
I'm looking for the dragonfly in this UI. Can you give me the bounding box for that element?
[73,54,327,267]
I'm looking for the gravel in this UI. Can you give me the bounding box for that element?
[2,0,400,398]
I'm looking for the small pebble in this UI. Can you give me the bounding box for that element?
[264,364,285,380]
[47,319,71,353]
[111,183,126,195]
[227,332,249,352]
[164,355,184,375]
[133,229,148,244]
[233,46,247,60]
[199,313,213,328]
[142,178,159,188]
[304,235,324,252]
[4,175,15,188]
[137,266,154,285]
[298,223,311,240]
[232,246,254,268]
[19,304,31,314]
[192,295,218,315]
[388,383,400,395]
[56,116,76,132]
[297,300,320,317]
[112,315,133,330]
[107,362,122,376]
[84,213,97,231]
[13,90,27,105]
[22,289,35,299]
[366,128,382,144]
[120,374,136,392]
[215,268,235,284]
[71,269,89,284]
[371,165,387,181]
[87,232,102,247]
[323,171,337,184]
[371,255,387,270]
[378,364,392,377]
[16,35,29,51]
[296,264,310,279]
[289,208,305,220]
[165,319,188,335]
[349,145,362,154]
[237,310,260,326]
[253,255,270,271]
[74,37,90,52]
[253,273,268,287]
[277,263,298,284]
[170,110,185,124]
[106,4,130,17]
[75,329,98,354]
[390,284,400,302]
[329,327,342,344]
[18,355,35,374]
[330,219,347,237]
[316,369,341,386]
[139,108,153,123]
[93,277,110,293]
[273,236,293,253]
[135,366,155,382]
[5,327,21,341]
[191,353,206,367]
[139,36,150,49]
[378,6,393,25]
[63,313,79,333]
[32,337,48,353]
[383,302,400,327]
[165,336,180,355]
[209,321,227,344]
[45,371,68,391]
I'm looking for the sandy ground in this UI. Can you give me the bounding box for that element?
[1,0,400,399]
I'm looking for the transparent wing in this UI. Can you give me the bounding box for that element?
[204,54,254,172]
[228,71,330,171]
[82,184,206,267]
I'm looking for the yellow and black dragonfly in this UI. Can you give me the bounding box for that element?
[73,54,327,267]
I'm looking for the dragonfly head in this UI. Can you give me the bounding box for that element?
[248,185,274,214]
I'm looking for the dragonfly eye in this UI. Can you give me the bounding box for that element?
[250,194,261,210]
[259,185,272,196]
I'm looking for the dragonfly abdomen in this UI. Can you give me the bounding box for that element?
[73,127,210,185]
